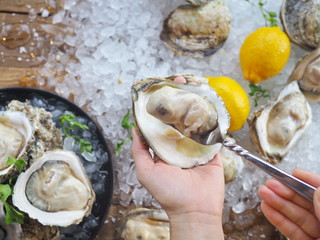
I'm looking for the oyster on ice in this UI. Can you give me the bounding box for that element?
[131,75,230,168]
[12,150,95,227]
[288,47,320,100]
[120,208,169,240]
[0,111,32,181]
[160,0,231,57]
[280,0,320,50]
[248,81,312,164]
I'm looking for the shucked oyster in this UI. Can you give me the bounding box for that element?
[131,74,230,168]
[280,0,320,50]
[220,144,244,183]
[120,208,169,240]
[12,150,95,227]
[288,48,320,101]
[248,81,312,164]
[160,0,231,57]
[0,111,32,181]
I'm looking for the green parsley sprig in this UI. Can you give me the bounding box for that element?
[59,114,93,153]
[0,157,28,224]
[245,0,278,27]
[115,110,135,156]
[249,83,270,107]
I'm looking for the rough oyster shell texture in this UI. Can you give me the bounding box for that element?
[160,0,231,57]
[280,0,320,50]
[132,75,230,169]
[248,81,312,164]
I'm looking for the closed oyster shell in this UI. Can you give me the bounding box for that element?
[160,0,231,57]
[248,82,312,163]
[280,0,320,50]
[131,74,230,168]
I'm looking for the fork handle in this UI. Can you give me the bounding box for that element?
[223,140,316,202]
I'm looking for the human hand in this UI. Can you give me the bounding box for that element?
[258,168,320,240]
[131,129,225,239]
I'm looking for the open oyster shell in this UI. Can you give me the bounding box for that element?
[288,47,320,101]
[280,0,320,50]
[12,150,95,227]
[120,208,169,240]
[248,81,312,164]
[131,75,230,168]
[160,0,231,57]
[0,111,32,181]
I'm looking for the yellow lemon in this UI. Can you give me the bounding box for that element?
[206,76,250,131]
[240,26,291,84]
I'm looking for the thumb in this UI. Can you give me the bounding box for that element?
[131,128,155,175]
[314,187,320,221]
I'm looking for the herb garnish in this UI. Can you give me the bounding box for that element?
[59,114,93,153]
[115,110,135,156]
[249,83,270,107]
[0,157,27,224]
[245,0,278,27]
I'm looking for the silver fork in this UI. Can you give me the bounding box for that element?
[200,129,316,202]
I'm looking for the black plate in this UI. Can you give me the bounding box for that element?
[0,87,114,240]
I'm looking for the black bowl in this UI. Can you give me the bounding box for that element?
[0,87,114,240]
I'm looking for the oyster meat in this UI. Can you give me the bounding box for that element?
[7,100,62,162]
[280,0,320,50]
[0,111,32,180]
[120,208,169,240]
[248,81,312,163]
[288,47,320,100]
[160,0,231,57]
[132,74,229,168]
[220,143,244,184]
[12,150,95,227]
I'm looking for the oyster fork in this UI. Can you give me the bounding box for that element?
[201,130,316,202]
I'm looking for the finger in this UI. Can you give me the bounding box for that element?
[173,76,187,83]
[260,201,315,240]
[197,153,225,191]
[265,178,314,212]
[258,185,320,238]
[207,152,223,168]
[292,168,320,187]
[131,128,155,174]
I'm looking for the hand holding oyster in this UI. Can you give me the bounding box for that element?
[131,74,230,169]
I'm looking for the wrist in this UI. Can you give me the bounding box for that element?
[168,212,224,240]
